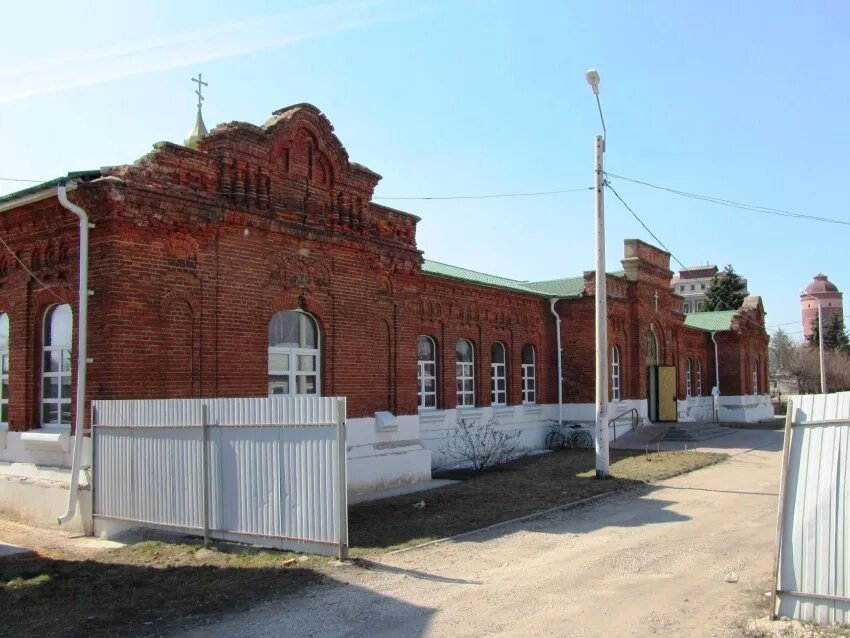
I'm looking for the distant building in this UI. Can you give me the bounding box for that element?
[801,274,843,342]
[670,265,748,313]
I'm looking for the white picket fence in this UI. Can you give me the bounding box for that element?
[772,392,850,624]
[92,396,348,557]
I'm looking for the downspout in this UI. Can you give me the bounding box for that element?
[549,298,563,425]
[711,331,720,423]
[57,184,90,526]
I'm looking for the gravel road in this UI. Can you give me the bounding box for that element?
[184,429,783,638]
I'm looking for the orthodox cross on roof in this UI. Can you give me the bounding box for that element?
[185,73,209,149]
[192,73,208,112]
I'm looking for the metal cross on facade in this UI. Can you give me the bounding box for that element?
[654,289,659,311]
[191,73,208,111]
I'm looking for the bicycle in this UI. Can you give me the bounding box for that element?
[545,422,594,450]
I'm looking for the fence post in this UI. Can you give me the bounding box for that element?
[769,398,795,620]
[336,397,349,560]
[202,403,210,549]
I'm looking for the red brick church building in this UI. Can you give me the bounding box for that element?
[0,103,770,515]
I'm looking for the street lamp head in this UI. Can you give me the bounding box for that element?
[585,69,600,95]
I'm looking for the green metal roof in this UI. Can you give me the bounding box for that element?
[525,270,626,297]
[683,310,737,332]
[421,260,625,299]
[0,171,102,206]
[421,260,546,295]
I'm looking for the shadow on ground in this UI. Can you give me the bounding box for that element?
[348,448,724,554]
[0,550,435,638]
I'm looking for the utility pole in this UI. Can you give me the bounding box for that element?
[817,299,827,394]
[586,69,610,479]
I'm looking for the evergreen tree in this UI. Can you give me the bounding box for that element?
[808,316,819,349]
[808,313,850,354]
[703,265,747,311]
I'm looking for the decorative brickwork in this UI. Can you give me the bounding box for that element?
[0,104,769,431]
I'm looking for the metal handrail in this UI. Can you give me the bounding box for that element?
[608,407,639,442]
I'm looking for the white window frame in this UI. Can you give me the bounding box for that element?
[417,336,437,409]
[683,303,690,313]
[268,310,321,398]
[0,313,8,426]
[685,358,692,398]
[521,345,536,405]
[753,359,759,395]
[42,304,72,429]
[695,360,702,396]
[456,339,475,407]
[490,342,507,406]
[611,346,621,401]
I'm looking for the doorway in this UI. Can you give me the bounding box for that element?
[657,366,678,422]
[647,365,678,422]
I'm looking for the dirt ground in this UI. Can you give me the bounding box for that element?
[0,518,123,559]
[183,429,798,638]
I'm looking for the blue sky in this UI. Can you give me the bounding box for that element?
[1,0,848,340]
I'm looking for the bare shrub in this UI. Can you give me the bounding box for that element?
[787,344,850,393]
[441,417,520,472]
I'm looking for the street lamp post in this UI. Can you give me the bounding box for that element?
[586,69,610,479]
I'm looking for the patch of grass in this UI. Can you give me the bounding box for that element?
[0,541,324,637]
[349,448,727,555]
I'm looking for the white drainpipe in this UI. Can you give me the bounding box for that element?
[549,298,563,425]
[711,331,720,423]
[57,184,90,526]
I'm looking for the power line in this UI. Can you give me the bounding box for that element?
[0,177,594,201]
[605,172,850,227]
[373,186,593,201]
[0,177,48,183]
[604,182,686,270]
[0,234,67,303]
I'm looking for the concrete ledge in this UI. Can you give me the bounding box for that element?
[0,469,91,534]
[20,429,70,453]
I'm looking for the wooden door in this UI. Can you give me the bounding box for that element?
[658,366,678,422]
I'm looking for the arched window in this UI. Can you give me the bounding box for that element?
[42,304,72,428]
[417,336,437,409]
[611,346,621,401]
[646,325,658,366]
[456,339,475,407]
[491,342,506,406]
[0,313,8,425]
[695,360,702,396]
[268,310,320,396]
[522,345,536,404]
[685,358,692,398]
[753,359,759,395]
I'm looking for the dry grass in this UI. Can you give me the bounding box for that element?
[0,448,726,636]
[349,448,727,554]
[0,541,324,637]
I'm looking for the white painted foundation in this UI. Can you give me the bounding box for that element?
[1,401,653,530]
[718,394,774,423]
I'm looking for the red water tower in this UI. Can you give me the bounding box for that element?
[801,274,843,342]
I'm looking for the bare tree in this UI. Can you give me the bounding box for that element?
[441,417,520,472]
[786,343,850,393]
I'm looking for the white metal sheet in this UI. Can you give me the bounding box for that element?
[776,392,850,623]
[92,396,346,556]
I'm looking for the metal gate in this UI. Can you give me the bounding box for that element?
[92,396,348,557]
